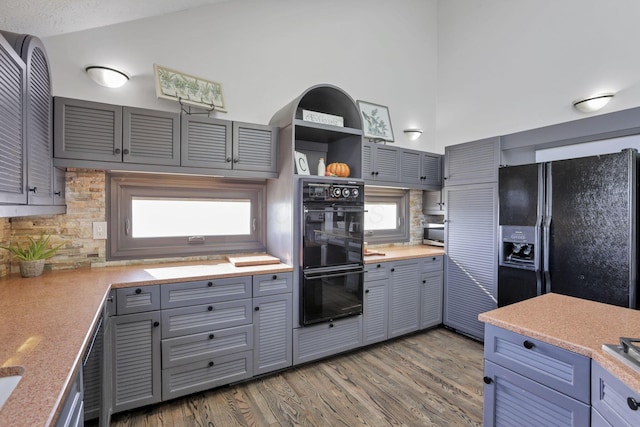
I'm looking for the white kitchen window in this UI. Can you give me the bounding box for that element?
[364,187,410,244]
[108,173,266,260]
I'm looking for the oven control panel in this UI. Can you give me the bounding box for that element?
[302,180,364,202]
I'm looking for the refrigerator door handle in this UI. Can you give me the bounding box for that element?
[543,216,551,293]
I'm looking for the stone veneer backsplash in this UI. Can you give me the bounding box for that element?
[0,169,429,277]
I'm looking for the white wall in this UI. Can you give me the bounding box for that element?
[437,0,640,153]
[43,0,438,151]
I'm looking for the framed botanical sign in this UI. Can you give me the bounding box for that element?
[154,64,227,112]
[357,100,394,142]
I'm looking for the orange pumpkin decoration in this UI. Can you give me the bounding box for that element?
[326,162,350,177]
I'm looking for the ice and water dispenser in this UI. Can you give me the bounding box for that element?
[498,225,539,270]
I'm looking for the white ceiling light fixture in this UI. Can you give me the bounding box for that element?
[404,128,423,141]
[85,66,129,88]
[572,93,614,113]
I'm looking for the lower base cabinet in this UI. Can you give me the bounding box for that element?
[254,293,292,375]
[54,369,83,427]
[293,316,363,365]
[592,360,640,427]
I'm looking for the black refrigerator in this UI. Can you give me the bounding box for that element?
[498,149,639,309]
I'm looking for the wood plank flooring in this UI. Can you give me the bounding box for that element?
[105,327,484,426]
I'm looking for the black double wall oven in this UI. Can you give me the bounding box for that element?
[300,179,365,326]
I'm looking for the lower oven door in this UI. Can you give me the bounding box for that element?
[302,266,364,326]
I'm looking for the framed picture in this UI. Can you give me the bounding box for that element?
[294,151,310,175]
[154,64,227,112]
[357,100,394,142]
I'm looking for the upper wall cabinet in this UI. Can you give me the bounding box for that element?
[362,142,400,183]
[55,98,180,166]
[0,31,64,216]
[399,149,442,188]
[444,136,500,186]
[0,33,26,205]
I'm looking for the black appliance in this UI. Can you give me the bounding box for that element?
[300,179,365,325]
[498,149,639,308]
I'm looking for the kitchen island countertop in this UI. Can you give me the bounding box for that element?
[479,293,640,394]
[0,258,292,426]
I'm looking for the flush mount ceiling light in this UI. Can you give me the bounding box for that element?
[572,93,614,113]
[85,66,129,88]
[404,128,423,141]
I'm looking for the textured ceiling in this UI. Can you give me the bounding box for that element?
[0,0,231,38]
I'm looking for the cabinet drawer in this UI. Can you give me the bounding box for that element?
[422,256,443,273]
[293,316,362,365]
[484,360,590,427]
[162,324,253,369]
[364,262,389,281]
[161,299,252,339]
[484,325,590,403]
[116,285,160,315]
[161,276,251,309]
[592,360,640,427]
[253,272,293,297]
[162,350,253,401]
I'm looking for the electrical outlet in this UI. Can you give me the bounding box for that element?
[93,221,108,240]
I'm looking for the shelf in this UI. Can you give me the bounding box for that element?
[294,119,362,143]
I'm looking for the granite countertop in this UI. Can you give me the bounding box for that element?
[364,245,445,263]
[0,259,292,426]
[479,293,640,393]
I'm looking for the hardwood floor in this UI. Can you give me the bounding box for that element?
[106,327,484,426]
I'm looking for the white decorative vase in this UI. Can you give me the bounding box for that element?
[19,259,45,278]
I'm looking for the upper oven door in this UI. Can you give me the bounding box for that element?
[302,203,364,269]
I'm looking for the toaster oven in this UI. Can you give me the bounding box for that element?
[423,223,444,247]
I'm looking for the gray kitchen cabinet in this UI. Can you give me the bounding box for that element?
[421,256,443,329]
[592,360,640,427]
[363,262,389,345]
[423,190,445,215]
[483,324,590,426]
[161,299,253,339]
[181,117,278,174]
[54,97,123,162]
[111,310,162,413]
[443,136,500,186]
[53,368,83,427]
[388,260,421,338]
[252,272,293,297]
[362,141,401,183]
[293,315,363,365]
[53,167,66,205]
[115,285,160,315]
[55,98,180,166]
[399,149,442,188]
[253,293,293,375]
[160,276,252,309]
[82,313,104,422]
[0,33,26,205]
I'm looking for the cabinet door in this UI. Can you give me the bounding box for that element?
[444,136,499,186]
[253,293,292,375]
[123,107,180,166]
[388,260,421,338]
[54,97,123,162]
[233,122,278,173]
[399,149,422,185]
[483,360,590,427]
[293,316,362,365]
[592,360,640,427]
[111,311,161,413]
[423,190,445,214]
[0,34,27,204]
[373,144,401,182]
[444,183,498,340]
[421,270,443,329]
[53,167,66,205]
[363,278,388,345]
[421,152,442,187]
[23,36,53,205]
[180,115,231,169]
[362,142,373,179]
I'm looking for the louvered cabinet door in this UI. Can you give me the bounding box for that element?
[233,122,278,173]
[54,97,123,162]
[444,136,500,186]
[253,293,292,375]
[111,311,161,413]
[181,115,231,169]
[388,260,421,338]
[444,183,498,340]
[0,34,26,204]
[23,36,53,205]
[399,149,422,185]
[373,144,401,182]
[421,152,442,187]
[123,107,180,166]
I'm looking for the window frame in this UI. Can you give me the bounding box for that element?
[108,173,266,260]
[364,186,410,244]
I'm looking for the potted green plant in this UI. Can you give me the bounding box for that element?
[0,234,64,277]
